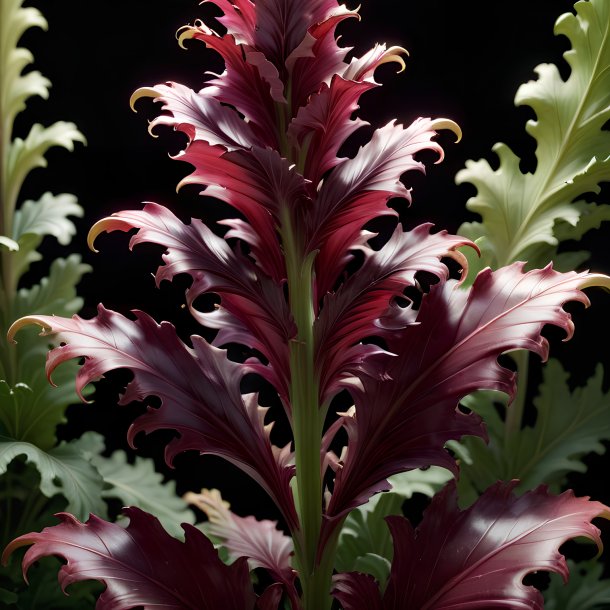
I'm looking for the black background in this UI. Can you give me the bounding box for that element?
[13,0,610,570]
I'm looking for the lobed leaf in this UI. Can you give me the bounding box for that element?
[179,25,282,147]
[8,306,298,531]
[92,449,196,540]
[5,123,85,211]
[544,559,610,610]
[460,358,610,495]
[89,202,295,401]
[456,0,610,275]
[10,193,84,278]
[0,437,106,521]
[177,142,310,282]
[0,0,49,133]
[311,118,460,297]
[333,481,609,610]
[186,488,298,606]
[315,223,472,401]
[3,507,259,610]
[325,264,610,527]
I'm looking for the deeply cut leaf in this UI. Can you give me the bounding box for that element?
[89,202,295,401]
[333,481,609,610]
[325,264,610,526]
[460,358,610,496]
[0,437,106,521]
[456,0,610,275]
[3,507,259,610]
[9,306,298,531]
[92,448,195,540]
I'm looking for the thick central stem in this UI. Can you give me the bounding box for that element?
[281,208,333,610]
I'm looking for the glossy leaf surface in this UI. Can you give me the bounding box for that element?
[3,507,258,610]
[334,481,609,610]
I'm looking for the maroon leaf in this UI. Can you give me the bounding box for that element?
[289,76,374,188]
[179,26,281,147]
[9,307,298,531]
[333,481,610,610]
[130,81,256,150]
[251,0,345,71]
[89,202,295,402]
[310,118,460,297]
[314,223,472,402]
[207,0,257,47]
[325,264,610,527]
[177,142,310,282]
[3,507,259,610]
[287,10,357,115]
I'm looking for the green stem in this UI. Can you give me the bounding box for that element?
[504,349,530,445]
[281,208,334,610]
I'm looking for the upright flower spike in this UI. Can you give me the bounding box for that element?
[4,2,610,609]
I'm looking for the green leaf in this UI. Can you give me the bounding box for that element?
[352,554,392,587]
[512,359,610,489]
[0,0,49,133]
[336,492,403,589]
[5,122,86,208]
[11,193,84,276]
[544,559,610,610]
[456,0,610,276]
[91,449,195,539]
[0,256,90,447]
[336,467,453,588]
[13,254,89,320]
[459,360,610,495]
[0,437,106,520]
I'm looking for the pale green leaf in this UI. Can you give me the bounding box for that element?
[0,256,91,447]
[13,192,83,244]
[0,437,106,520]
[336,492,403,588]
[0,0,49,131]
[456,0,610,275]
[544,559,610,610]
[91,449,195,539]
[13,254,89,320]
[0,356,86,449]
[5,122,86,207]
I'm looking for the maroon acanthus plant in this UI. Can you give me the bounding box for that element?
[3,1,609,609]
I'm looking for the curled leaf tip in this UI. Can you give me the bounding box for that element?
[87,220,110,253]
[430,118,462,144]
[380,46,409,73]
[177,25,202,49]
[7,317,52,344]
[129,87,161,112]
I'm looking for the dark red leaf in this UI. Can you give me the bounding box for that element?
[3,507,258,610]
[325,265,610,527]
[314,223,472,402]
[177,142,310,282]
[89,202,295,402]
[310,118,459,297]
[334,481,610,610]
[9,307,298,531]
